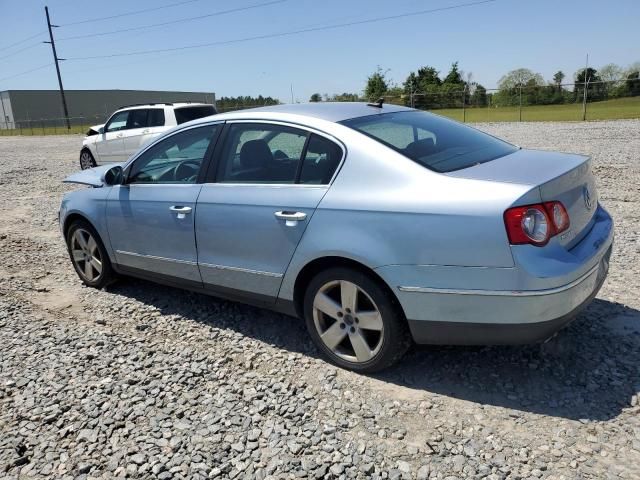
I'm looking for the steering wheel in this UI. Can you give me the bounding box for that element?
[174,160,200,182]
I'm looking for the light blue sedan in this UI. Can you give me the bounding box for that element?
[60,102,613,372]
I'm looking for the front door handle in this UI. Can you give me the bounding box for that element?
[275,210,307,226]
[170,205,192,219]
[116,133,124,138]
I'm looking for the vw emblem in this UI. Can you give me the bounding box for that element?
[583,185,593,210]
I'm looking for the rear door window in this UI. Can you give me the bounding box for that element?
[299,134,343,184]
[216,123,307,184]
[148,109,165,127]
[126,109,149,130]
[174,106,216,125]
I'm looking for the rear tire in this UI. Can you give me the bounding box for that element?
[66,219,116,289]
[303,267,411,373]
[79,149,96,170]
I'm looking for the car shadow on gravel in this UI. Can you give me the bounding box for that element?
[110,279,639,422]
[378,299,640,421]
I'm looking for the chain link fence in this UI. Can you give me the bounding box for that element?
[1,81,638,136]
[0,114,107,136]
[382,80,640,122]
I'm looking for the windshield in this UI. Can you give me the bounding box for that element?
[340,111,518,173]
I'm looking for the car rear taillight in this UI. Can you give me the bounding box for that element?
[504,201,570,246]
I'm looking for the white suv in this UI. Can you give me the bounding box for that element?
[79,103,217,169]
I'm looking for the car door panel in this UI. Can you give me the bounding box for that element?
[97,110,130,163]
[96,131,125,163]
[122,127,146,158]
[107,184,203,283]
[105,124,221,285]
[195,185,327,298]
[121,109,149,160]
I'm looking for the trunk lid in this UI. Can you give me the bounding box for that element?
[447,149,597,248]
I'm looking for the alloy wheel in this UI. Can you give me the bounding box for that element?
[70,228,103,282]
[80,151,94,169]
[312,280,384,363]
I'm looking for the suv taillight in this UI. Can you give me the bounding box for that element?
[504,201,570,246]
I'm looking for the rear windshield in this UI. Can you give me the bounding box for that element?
[340,111,518,173]
[174,105,216,125]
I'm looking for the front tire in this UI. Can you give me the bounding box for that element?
[303,267,411,373]
[79,149,96,170]
[66,219,116,288]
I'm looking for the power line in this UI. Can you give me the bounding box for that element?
[61,0,205,26]
[0,42,43,61]
[56,0,287,41]
[67,0,497,61]
[0,63,52,83]
[0,31,46,53]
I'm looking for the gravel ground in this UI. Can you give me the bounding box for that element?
[1,120,639,480]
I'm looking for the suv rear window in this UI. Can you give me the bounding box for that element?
[340,111,518,173]
[174,105,216,125]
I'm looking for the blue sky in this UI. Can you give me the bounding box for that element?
[0,0,638,102]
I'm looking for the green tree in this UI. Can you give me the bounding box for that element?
[364,67,389,101]
[386,86,404,105]
[574,68,605,101]
[216,95,279,112]
[598,63,623,97]
[443,62,463,85]
[309,93,322,102]
[470,84,487,106]
[495,68,544,106]
[553,71,565,93]
[330,92,361,102]
[498,68,545,90]
[626,70,640,96]
[403,66,442,108]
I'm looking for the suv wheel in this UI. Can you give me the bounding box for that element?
[80,149,96,170]
[303,267,411,372]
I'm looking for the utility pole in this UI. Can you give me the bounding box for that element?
[581,53,589,121]
[44,6,70,130]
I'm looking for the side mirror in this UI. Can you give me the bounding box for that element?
[103,165,123,186]
[98,126,105,134]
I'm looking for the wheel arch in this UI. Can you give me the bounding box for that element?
[79,146,96,159]
[63,212,99,239]
[292,255,406,321]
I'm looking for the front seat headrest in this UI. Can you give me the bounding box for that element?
[239,139,272,169]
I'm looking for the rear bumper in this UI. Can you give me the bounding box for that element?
[376,204,613,345]
[406,246,610,344]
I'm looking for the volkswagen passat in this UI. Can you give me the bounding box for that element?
[60,103,613,372]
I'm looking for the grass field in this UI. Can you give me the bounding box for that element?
[434,96,640,123]
[1,97,639,136]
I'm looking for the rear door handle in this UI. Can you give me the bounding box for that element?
[170,205,192,219]
[142,129,150,134]
[275,210,307,226]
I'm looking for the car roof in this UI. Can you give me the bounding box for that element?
[214,102,414,123]
[116,103,213,111]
